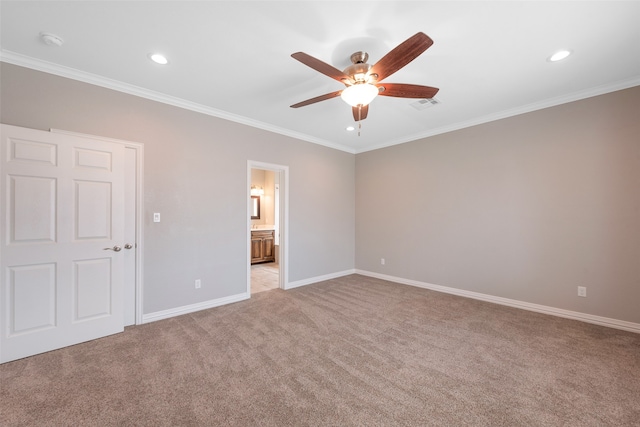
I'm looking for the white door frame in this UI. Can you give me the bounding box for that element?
[247,161,289,293]
[52,129,144,325]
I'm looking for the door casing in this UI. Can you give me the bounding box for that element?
[247,161,289,292]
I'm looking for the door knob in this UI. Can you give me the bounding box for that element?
[103,246,122,252]
[124,243,133,250]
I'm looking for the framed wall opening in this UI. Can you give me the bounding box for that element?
[247,161,289,294]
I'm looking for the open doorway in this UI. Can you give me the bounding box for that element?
[247,161,288,295]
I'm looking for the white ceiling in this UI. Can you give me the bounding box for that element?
[1,1,639,153]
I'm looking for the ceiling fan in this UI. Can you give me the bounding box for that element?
[290,32,439,123]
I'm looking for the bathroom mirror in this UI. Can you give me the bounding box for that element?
[251,196,260,219]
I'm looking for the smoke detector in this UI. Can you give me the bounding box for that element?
[40,32,64,47]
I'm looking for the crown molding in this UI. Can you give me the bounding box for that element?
[2,50,637,156]
[358,75,640,153]
[0,50,356,154]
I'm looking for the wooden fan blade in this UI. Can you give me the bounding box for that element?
[377,83,439,99]
[369,32,433,82]
[291,52,352,84]
[352,104,369,121]
[290,90,342,108]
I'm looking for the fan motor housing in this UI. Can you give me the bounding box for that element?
[344,52,373,83]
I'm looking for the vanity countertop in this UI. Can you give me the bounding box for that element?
[251,226,275,231]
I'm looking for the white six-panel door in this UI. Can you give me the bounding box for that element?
[0,124,125,363]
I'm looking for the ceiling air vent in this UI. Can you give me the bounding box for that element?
[410,98,441,110]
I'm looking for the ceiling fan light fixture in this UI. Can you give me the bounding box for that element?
[340,83,378,107]
[290,32,438,121]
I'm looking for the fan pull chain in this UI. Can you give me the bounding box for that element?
[358,105,362,137]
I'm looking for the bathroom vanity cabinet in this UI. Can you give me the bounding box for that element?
[251,229,275,264]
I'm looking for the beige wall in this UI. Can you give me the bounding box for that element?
[356,86,640,324]
[250,168,275,227]
[2,61,638,326]
[0,63,356,314]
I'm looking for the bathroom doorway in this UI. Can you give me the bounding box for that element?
[247,161,288,294]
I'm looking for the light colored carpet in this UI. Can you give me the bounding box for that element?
[1,274,639,426]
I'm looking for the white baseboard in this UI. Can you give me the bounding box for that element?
[141,268,355,324]
[286,269,356,290]
[142,292,250,324]
[141,270,639,334]
[355,270,640,334]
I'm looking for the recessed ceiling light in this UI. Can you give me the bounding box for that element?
[149,53,169,65]
[346,126,355,132]
[548,50,572,62]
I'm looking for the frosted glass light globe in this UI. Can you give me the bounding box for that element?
[341,83,379,107]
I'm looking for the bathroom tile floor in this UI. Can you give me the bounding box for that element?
[251,262,279,294]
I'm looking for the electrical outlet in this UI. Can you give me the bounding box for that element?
[195,279,201,289]
[577,286,586,297]
[153,212,161,223]
[381,258,385,265]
